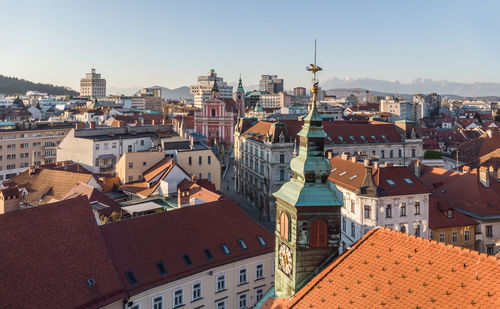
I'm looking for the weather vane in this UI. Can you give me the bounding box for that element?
[306,39,322,86]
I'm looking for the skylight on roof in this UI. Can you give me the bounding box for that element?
[404,178,414,184]
[339,172,347,176]
[257,236,266,246]
[349,175,358,180]
[125,270,138,285]
[156,261,167,276]
[204,248,214,260]
[220,243,230,255]
[331,168,337,173]
[238,239,248,250]
[386,179,396,185]
[182,254,193,266]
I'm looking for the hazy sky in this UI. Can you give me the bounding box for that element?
[1,0,499,91]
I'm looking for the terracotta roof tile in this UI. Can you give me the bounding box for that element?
[62,183,122,217]
[266,227,500,308]
[429,196,477,229]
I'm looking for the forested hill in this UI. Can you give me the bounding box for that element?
[0,75,79,96]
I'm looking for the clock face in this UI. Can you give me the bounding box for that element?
[279,243,293,276]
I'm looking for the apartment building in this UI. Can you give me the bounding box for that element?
[328,156,431,251]
[258,92,291,109]
[80,68,106,98]
[115,151,165,184]
[190,69,233,108]
[259,75,284,94]
[57,124,170,174]
[0,123,72,181]
[175,146,221,190]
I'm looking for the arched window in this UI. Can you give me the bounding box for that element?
[211,108,216,117]
[280,169,285,181]
[280,211,291,241]
[309,219,327,247]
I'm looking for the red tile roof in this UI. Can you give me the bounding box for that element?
[264,227,500,308]
[62,183,123,217]
[100,199,273,295]
[328,157,430,196]
[0,196,125,308]
[428,196,477,230]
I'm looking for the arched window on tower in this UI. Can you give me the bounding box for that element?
[211,108,216,117]
[309,219,327,247]
[280,211,291,241]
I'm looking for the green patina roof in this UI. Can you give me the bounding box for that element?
[273,178,342,207]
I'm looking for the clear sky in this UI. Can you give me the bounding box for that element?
[1,0,499,91]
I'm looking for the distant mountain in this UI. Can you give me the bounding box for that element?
[135,86,192,100]
[0,74,79,96]
[107,86,141,96]
[320,77,500,97]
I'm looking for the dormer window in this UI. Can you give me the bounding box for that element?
[447,210,453,218]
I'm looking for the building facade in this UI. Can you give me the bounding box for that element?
[259,92,291,109]
[174,147,221,190]
[80,68,106,98]
[0,123,72,181]
[190,69,233,108]
[259,75,284,94]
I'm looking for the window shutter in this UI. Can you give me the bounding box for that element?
[280,212,289,241]
[310,219,327,247]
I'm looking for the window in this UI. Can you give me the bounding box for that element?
[199,156,202,164]
[173,289,184,307]
[216,299,226,309]
[112,142,116,149]
[156,261,167,276]
[143,161,146,166]
[439,233,445,242]
[153,296,163,309]
[364,205,371,219]
[400,203,406,216]
[256,288,265,303]
[351,222,355,238]
[182,254,193,266]
[414,201,420,215]
[280,154,285,163]
[486,225,493,237]
[238,268,248,284]
[95,144,99,150]
[203,248,213,260]
[411,149,416,157]
[452,231,458,243]
[390,150,393,158]
[104,143,108,150]
[386,179,395,185]
[400,225,406,233]
[216,274,226,292]
[192,282,202,301]
[280,212,291,241]
[342,217,346,232]
[257,236,266,246]
[309,219,327,247]
[238,239,248,250]
[381,150,385,158]
[128,176,133,182]
[128,145,132,152]
[487,246,495,255]
[238,293,248,309]
[211,109,216,117]
[279,169,285,181]
[398,149,402,157]
[386,204,392,218]
[128,162,133,168]
[415,224,420,237]
[351,199,355,213]
[188,156,192,165]
[125,270,138,285]
[404,178,414,184]
[464,230,470,242]
[256,264,264,280]
[220,243,230,255]
[208,156,211,164]
[140,140,145,146]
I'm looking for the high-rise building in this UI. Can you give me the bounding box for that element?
[259,75,284,93]
[293,87,306,96]
[190,69,233,108]
[80,68,106,98]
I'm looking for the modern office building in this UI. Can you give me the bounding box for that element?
[190,69,233,108]
[259,75,284,94]
[80,68,106,98]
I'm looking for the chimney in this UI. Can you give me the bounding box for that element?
[28,165,36,176]
[152,119,157,126]
[479,166,490,188]
[340,153,349,160]
[75,122,84,130]
[386,163,394,167]
[162,118,167,125]
[0,187,20,214]
[89,121,96,129]
[177,186,190,207]
[363,159,371,167]
[135,120,141,126]
[327,151,333,160]
[373,162,379,170]
[415,160,421,178]
[487,129,493,138]
[462,165,470,173]
[351,156,357,163]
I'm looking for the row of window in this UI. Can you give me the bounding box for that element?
[373,148,417,158]
[347,200,421,219]
[134,266,265,309]
[188,155,211,165]
[0,131,65,140]
[436,230,471,243]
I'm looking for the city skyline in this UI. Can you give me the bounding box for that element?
[1,1,500,91]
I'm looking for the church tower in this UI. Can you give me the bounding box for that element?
[235,75,245,116]
[272,44,343,298]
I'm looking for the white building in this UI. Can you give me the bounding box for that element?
[328,156,431,252]
[190,69,233,108]
[80,68,106,98]
[258,92,291,109]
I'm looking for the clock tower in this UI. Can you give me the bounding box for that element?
[272,47,343,298]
